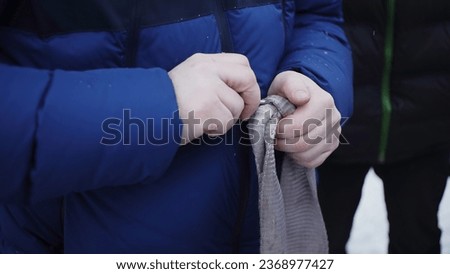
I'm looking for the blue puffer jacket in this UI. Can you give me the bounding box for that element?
[0,0,352,253]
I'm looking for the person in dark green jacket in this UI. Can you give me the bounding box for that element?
[318,0,450,253]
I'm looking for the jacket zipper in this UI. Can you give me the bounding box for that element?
[125,0,140,67]
[378,0,396,163]
[213,0,234,52]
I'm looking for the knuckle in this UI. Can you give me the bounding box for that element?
[322,139,336,152]
[191,52,204,61]
[331,139,340,151]
[243,69,258,87]
[319,91,334,108]
[239,97,246,110]
[236,98,245,114]
[334,110,342,122]
[333,137,341,148]
[237,54,251,66]
[222,114,235,133]
[190,59,207,71]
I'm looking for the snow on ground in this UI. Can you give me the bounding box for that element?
[347,169,450,254]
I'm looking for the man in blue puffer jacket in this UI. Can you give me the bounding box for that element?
[0,0,352,253]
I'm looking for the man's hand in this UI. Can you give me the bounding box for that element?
[268,71,342,168]
[169,53,261,144]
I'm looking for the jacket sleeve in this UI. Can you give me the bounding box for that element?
[0,64,182,204]
[279,0,353,118]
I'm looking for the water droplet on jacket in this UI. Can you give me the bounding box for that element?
[372,30,376,36]
[324,51,328,55]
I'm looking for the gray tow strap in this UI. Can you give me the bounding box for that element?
[248,95,328,254]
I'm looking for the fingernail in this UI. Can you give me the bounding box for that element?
[295,90,308,101]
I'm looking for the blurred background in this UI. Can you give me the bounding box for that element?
[347,170,450,253]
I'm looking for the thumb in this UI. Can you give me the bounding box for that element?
[268,71,311,106]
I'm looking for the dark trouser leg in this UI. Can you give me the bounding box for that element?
[318,162,371,253]
[374,150,449,254]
